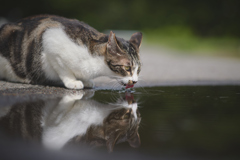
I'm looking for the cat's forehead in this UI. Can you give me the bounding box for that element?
[116,38,140,66]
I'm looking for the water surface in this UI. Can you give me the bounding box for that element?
[0,86,239,160]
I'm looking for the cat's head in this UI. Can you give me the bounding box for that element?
[102,96,141,152]
[106,31,142,87]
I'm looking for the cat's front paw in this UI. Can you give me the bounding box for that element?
[65,80,84,89]
[62,92,84,101]
[83,80,95,89]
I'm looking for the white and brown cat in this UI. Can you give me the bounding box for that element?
[0,15,142,89]
[0,91,141,152]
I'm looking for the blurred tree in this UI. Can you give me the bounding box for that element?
[0,0,240,37]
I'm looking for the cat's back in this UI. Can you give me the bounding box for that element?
[0,15,103,84]
[0,15,104,60]
[0,15,61,40]
[0,15,102,47]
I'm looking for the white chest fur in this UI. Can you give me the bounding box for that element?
[41,27,113,89]
[41,98,111,150]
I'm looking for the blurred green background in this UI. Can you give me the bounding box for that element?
[1,0,240,57]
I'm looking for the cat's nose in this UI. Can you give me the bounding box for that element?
[128,80,137,85]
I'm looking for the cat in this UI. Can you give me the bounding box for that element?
[0,91,141,152]
[0,15,142,89]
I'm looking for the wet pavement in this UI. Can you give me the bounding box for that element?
[1,86,240,160]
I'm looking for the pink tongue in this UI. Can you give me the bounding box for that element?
[126,84,134,89]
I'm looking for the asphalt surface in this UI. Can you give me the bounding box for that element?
[0,46,240,93]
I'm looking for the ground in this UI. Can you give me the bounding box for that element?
[1,46,240,93]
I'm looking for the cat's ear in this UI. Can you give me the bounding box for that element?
[127,132,141,148]
[129,32,142,49]
[107,31,123,56]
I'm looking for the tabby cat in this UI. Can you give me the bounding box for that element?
[0,15,142,89]
[0,92,141,152]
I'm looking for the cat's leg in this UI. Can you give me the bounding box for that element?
[63,77,84,90]
[55,67,84,89]
[42,93,84,126]
[48,57,84,89]
[42,93,84,149]
[58,71,84,90]
[52,93,84,124]
[82,80,95,89]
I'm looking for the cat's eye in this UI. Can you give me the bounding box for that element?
[124,66,131,71]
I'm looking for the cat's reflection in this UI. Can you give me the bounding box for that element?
[0,91,141,152]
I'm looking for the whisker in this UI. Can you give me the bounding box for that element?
[111,81,118,92]
[136,80,149,94]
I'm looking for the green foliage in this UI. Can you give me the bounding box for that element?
[1,0,240,37]
[144,26,240,57]
[1,0,240,56]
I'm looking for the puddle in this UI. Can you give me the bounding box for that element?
[0,86,240,159]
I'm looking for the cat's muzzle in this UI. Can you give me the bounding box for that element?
[128,80,137,85]
[119,80,137,89]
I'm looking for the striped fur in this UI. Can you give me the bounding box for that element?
[0,15,142,89]
[0,94,141,151]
